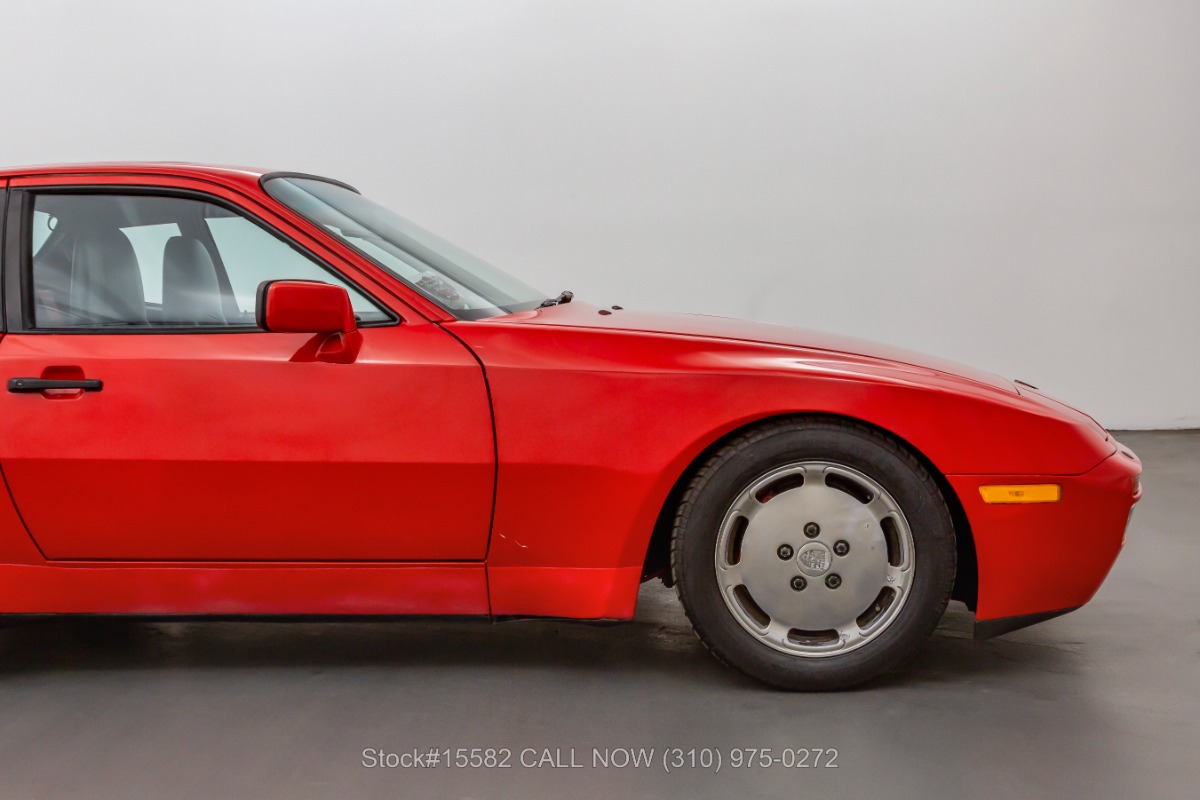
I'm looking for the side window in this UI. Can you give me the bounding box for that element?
[121,222,179,305]
[27,192,392,329]
[205,216,376,318]
[31,210,56,256]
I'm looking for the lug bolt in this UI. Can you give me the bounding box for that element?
[833,540,850,556]
[803,522,820,538]
[777,544,794,560]
[825,574,842,589]
[790,576,807,591]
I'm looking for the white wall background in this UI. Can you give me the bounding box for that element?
[1,0,1196,428]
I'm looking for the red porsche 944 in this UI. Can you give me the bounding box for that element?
[0,163,1141,689]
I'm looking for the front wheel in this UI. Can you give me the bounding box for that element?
[672,418,956,690]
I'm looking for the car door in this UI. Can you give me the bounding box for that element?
[0,177,494,562]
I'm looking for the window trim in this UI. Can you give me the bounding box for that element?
[2,185,400,335]
[0,185,8,334]
[261,171,360,195]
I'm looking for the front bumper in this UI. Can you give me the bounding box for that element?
[947,441,1142,635]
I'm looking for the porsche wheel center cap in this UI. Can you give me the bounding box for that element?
[796,542,833,577]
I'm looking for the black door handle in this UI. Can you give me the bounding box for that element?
[8,378,104,393]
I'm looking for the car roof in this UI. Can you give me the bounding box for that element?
[0,162,285,193]
[0,163,362,200]
[0,161,268,179]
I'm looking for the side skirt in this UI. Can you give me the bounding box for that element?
[0,562,490,616]
[487,565,643,620]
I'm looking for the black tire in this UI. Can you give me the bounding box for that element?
[671,417,956,690]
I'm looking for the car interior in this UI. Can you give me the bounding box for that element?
[29,194,252,328]
[25,193,390,329]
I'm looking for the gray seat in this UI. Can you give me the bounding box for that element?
[68,229,147,325]
[162,236,226,325]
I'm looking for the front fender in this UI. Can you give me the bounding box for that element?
[453,321,1114,618]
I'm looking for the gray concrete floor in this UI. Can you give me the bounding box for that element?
[0,430,1196,799]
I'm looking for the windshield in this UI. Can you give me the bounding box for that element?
[263,176,545,320]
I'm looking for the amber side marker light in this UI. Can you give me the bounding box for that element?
[979,484,1062,504]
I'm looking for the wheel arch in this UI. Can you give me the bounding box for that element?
[640,411,978,611]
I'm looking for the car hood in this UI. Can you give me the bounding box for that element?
[516,302,1016,393]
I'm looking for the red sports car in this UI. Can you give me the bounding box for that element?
[0,163,1141,689]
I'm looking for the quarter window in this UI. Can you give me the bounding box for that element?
[27,193,391,329]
